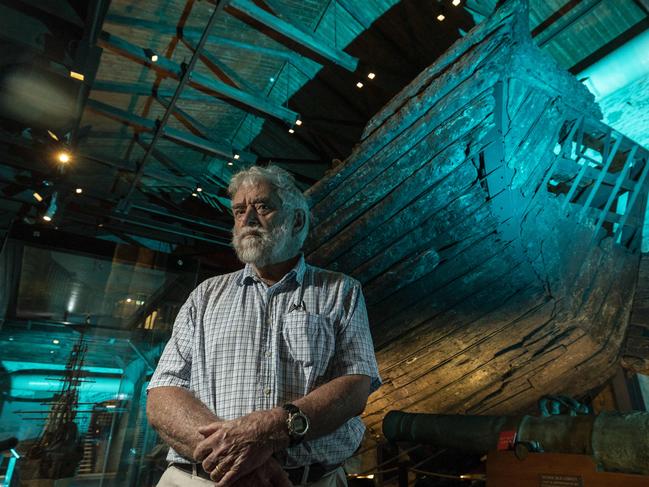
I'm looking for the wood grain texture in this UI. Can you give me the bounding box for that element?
[305,0,647,438]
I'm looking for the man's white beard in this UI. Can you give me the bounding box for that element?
[232,218,298,267]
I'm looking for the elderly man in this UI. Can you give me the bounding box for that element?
[147,165,381,487]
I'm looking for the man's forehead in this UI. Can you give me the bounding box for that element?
[232,180,280,203]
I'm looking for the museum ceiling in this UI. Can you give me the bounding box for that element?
[0,0,647,253]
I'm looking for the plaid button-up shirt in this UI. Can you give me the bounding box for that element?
[147,255,381,467]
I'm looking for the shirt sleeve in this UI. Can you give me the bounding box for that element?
[147,287,198,391]
[328,281,382,393]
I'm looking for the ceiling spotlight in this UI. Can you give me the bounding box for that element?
[47,130,59,141]
[196,187,203,192]
[367,72,376,80]
[52,339,60,344]
[288,128,295,134]
[227,161,234,166]
[233,153,240,160]
[75,188,83,194]
[295,119,303,126]
[356,81,364,88]
[436,4,447,21]
[126,298,132,303]
[144,48,158,62]
[69,71,85,81]
[42,192,58,222]
[33,192,43,202]
[452,0,461,5]
[57,151,71,163]
[192,192,198,197]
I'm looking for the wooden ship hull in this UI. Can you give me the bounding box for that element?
[304,0,649,437]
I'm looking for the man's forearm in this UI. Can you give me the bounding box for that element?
[292,374,371,440]
[147,386,220,461]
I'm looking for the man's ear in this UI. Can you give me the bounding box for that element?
[293,209,305,235]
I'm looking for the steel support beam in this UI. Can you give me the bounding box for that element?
[225,0,358,72]
[98,31,299,124]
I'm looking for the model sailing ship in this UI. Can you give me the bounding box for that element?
[305,0,649,437]
[20,335,87,480]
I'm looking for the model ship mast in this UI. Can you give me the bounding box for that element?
[20,333,88,479]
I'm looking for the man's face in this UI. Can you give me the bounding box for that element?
[231,180,295,267]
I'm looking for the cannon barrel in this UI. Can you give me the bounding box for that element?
[383,410,649,475]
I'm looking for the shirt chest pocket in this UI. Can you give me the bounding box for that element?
[281,312,335,371]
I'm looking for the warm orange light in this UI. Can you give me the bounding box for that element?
[57,151,71,163]
[70,71,85,81]
[437,14,446,21]
[356,81,364,88]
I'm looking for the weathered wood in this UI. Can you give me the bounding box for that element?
[307,81,498,242]
[306,21,513,209]
[305,0,648,437]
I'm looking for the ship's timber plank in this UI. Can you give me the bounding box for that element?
[382,307,571,419]
[305,23,512,209]
[367,209,501,327]
[505,76,533,125]
[369,221,506,332]
[345,167,489,286]
[360,0,520,141]
[308,118,495,269]
[361,188,491,302]
[370,234,518,346]
[376,283,551,398]
[507,103,567,193]
[470,329,593,414]
[374,276,545,379]
[508,41,601,121]
[502,90,555,164]
[306,84,497,246]
[364,289,554,427]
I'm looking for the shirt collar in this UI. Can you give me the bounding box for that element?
[239,254,306,287]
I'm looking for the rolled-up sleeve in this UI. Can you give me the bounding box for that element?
[147,290,197,391]
[329,282,382,393]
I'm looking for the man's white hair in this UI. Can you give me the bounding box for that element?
[228,165,310,248]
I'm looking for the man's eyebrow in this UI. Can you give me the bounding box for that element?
[232,198,274,208]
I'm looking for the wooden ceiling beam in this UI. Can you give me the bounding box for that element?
[224,0,358,72]
[105,14,303,62]
[98,31,299,125]
[92,80,219,103]
[86,98,256,163]
[134,136,227,191]
[181,37,262,96]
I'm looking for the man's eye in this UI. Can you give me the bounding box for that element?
[256,204,270,212]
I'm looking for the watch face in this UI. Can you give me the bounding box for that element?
[292,414,308,434]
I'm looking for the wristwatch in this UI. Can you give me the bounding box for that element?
[283,403,310,446]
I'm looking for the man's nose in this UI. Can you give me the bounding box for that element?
[243,205,260,226]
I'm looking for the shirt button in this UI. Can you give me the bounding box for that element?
[264,387,271,396]
[265,351,271,358]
